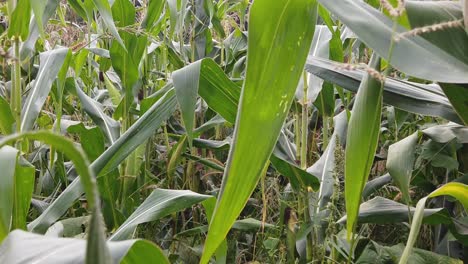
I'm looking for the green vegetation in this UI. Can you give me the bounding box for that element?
[0,0,467,263]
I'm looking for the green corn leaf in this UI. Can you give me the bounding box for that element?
[112,0,135,27]
[21,0,60,61]
[337,196,446,225]
[0,131,111,263]
[30,0,47,39]
[405,1,468,67]
[109,189,214,241]
[11,158,34,231]
[67,123,105,162]
[27,89,177,234]
[109,32,147,99]
[75,82,121,144]
[141,0,165,30]
[308,110,348,212]
[172,58,240,145]
[305,56,462,124]
[439,83,468,126]
[8,0,31,39]
[0,146,19,242]
[200,0,318,262]
[400,182,468,264]
[91,0,125,48]
[386,132,419,204]
[317,0,468,83]
[20,48,69,132]
[173,57,318,191]
[428,182,468,209]
[0,96,14,135]
[345,55,383,240]
[0,230,169,264]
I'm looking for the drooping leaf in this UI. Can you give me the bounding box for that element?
[386,132,419,203]
[439,83,468,126]
[201,0,318,262]
[362,174,392,199]
[337,197,446,225]
[400,183,468,263]
[305,56,462,124]
[92,0,125,48]
[405,1,468,67]
[308,110,348,212]
[345,55,383,240]
[109,189,214,241]
[20,0,60,60]
[317,0,468,83]
[422,123,468,144]
[75,83,121,144]
[21,48,69,132]
[0,131,111,263]
[30,0,47,39]
[0,230,169,264]
[359,242,461,264]
[27,89,177,233]
[429,182,468,210]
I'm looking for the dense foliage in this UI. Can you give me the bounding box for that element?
[0,0,467,263]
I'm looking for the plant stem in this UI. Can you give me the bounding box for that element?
[301,71,308,170]
[300,71,314,261]
[11,37,21,139]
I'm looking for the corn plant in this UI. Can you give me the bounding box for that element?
[0,0,467,263]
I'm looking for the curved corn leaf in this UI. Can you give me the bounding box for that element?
[305,56,462,124]
[0,131,110,263]
[308,110,348,212]
[92,0,124,48]
[386,132,419,204]
[173,58,240,141]
[109,189,213,241]
[429,182,468,209]
[400,183,468,263]
[75,83,120,144]
[345,55,383,240]
[317,0,468,83]
[362,173,392,199]
[360,242,461,264]
[172,57,318,190]
[30,0,47,39]
[27,89,177,234]
[0,230,169,264]
[200,0,318,262]
[440,83,468,126]
[405,1,468,66]
[21,48,69,132]
[422,123,468,144]
[21,0,60,61]
[337,197,445,225]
